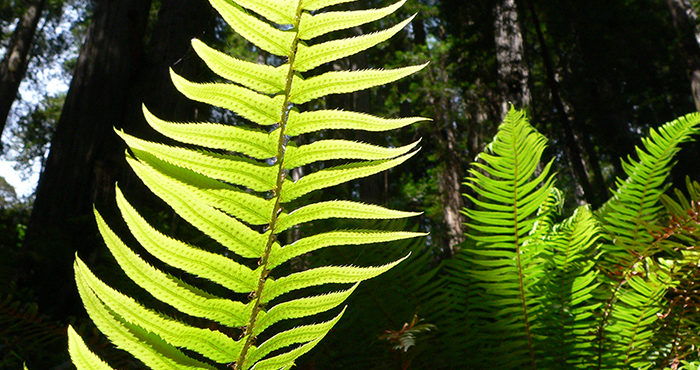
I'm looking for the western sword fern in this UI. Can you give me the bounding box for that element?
[66,0,426,368]
[420,108,700,369]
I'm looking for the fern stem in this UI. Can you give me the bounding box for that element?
[595,250,646,368]
[553,228,575,367]
[601,209,697,367]
[234,3,304,368]
[594,228,674,369]
[510,123,537,370]
[595,172,656,368]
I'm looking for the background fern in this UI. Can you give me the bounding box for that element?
[419,108,700,369]
[67,0,426,368]
[0,295,66,369]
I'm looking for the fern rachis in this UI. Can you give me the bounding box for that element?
[66,1,427,369]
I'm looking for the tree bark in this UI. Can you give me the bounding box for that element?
[427,59,466,256]
[520,0,601,206]
[494,0,531,118]
[436,124,466,255]
[664,0,700,110]
[0,0,47,143]
[21,0,152,319]
[412,15,466,255]
[21,0,214,319]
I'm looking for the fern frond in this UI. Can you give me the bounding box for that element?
[74,256,214,369]
[647,180,700,367]
[260,256,409,304]
[290,64,428,104]
[253,286,357,335]
[93,209,252,326]
[124,155,274,225]
[276,200,420,231]
[286,109,428,136]
[115,187,257,292]
[415,246,480,366]
[245,309,345,368]
[531,187,563,238]
[191,39,286,95]
[170,69,286,126]
[535,206,603,368]
[294,221,437,368]
[281,151,418,202]
[462,108,555,368]
[602,270,671,367]
[283,138,420,168]
[268,230,426,268]
[229,0,297,25]
[75,257,243,363]
[70,0,424,368]
[210,0,294,56]
[121,131,278,192]
[599,112,700,266]
[594,113,700,368]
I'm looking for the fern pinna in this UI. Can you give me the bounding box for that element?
[423,108,700,369]
[66,0,426,368]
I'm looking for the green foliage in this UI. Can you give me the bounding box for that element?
[6,94,63,175]
[423,108,700,369]
[68,0,425,369]
[0,295,65,369]
[0,175,18,208]
[0,190,30,293]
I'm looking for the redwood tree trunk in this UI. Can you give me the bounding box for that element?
[520,0,601,206]
[25,0,214,318]
[22,0,214,319]
[494,0,531,118]
[415,16,465,255]
[665,0,700,110]
[22,0,152,319]
[436,125,466,255]
[428,59,466,256]
[0,0,47,142]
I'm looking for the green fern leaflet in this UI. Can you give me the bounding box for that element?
[67,0,427,368]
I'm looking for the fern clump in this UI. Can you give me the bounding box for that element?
[422,108,700,369]
[66,0,426,368]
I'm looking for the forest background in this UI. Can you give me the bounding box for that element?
[0,0,699,368]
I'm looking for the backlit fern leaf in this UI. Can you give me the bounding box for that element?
[461,108,555,368]
[535,205,602,368]
[599,113,700,266]
[595,113,700,368]
[67,1,426,369]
